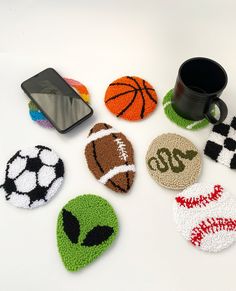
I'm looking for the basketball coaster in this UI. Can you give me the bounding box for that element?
[28,78,90,128]
[204,114,236,169]
[85,123,136,193]
[57,194,118,272]
[146,133,201,190]
[0,145,64,209]
[104,76,158,121]
[163,89,210,130]
[173,183,236,252]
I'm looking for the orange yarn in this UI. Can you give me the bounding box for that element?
[104,76,158,121]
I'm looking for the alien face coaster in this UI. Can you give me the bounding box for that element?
[146,133,201,190]
[104,76,158,121]
[57,194,118,272]
[28,78,90,128]
[204,114,236,169]
[85,123,135,193]
[163,89,210,130]
[1,145,64,209]
[173,183,236,252]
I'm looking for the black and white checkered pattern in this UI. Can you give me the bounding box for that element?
[204,115,236,169]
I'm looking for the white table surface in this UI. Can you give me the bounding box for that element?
[1,1,236,291]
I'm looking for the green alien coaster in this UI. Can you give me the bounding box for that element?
[56,194,119,272]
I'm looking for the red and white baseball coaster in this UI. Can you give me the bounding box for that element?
[173,183,236,252]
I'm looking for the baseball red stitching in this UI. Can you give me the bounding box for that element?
[190,217,236,246]
[175,185,223,209]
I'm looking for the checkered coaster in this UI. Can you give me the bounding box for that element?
[204,115,236,169]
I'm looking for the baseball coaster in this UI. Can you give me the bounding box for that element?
[85,123,136,193]
[0,145,64,209]
[146,133,201,190]
[163,89,210,130]
[57,194,118,272]
[204,114,236,169]
[104,76,158,121]
[28,78,90,128]
[173,183,236,252]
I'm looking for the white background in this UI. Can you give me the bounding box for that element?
[0,1,236,290]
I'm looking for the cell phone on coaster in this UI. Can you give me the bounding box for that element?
[21,68,93,133]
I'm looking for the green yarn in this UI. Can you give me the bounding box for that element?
[57,194,118,272]
[163,89,210,130]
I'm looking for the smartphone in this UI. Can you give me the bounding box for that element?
[21,68,93,133]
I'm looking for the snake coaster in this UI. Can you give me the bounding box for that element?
[104,76,158,121]
[173,183,236,252]
[163,89,210,130]
[28,78,90,128]
[0,145,64,209]
[146,133,201,190]
[57,194,119,272]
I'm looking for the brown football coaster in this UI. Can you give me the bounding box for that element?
[85,123,136,193]
[145,133,201,190]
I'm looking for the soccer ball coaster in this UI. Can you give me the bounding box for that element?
[173,183,236,252]
[85,123,135,193]
[57,194,118,272]
[146,133,201,190]
[163,89,210,130]
[28,78,90,128]
[1,145,64,209]
[104,76,158,121]
[204,114,236,169]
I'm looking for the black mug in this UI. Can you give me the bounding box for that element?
[172,57,228,124]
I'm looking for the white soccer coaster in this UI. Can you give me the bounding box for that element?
[0,145,64,209]
[173,183,236,252]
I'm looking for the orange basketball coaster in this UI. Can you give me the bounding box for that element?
[104,76,158,121]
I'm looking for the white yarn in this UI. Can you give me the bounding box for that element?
[99,165,136,184]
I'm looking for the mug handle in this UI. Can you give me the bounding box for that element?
[204,98,228,125]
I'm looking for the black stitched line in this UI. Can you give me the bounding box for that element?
[143,80,157,104]
[109,82,136,90]
[127,76,145,119]
[105,89,135,103]
[117,90,138,117]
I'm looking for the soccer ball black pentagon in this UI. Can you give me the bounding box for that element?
[1,145,64,209]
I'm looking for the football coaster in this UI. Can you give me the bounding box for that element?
[28,78,90,128]
[0,145,64,209]
[163,89,210,130]
[104,76,158,121]
[146,133,201,190]
[85,123,136,193]
[57,194,118,272]
[204,114,236,169]
[173,183,236,252]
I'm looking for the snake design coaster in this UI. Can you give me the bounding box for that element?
[163,89,210,130]
[104,76,158,121]
[0,145,64,209]
[173,183,236,252]
[57,194,118,272]
[146,133,201,190]
[28,78,90,128]
[85,123,135,193]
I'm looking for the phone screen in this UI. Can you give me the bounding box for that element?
[21,68,93,133]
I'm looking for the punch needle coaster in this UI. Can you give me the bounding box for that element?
[173,183,236,252]
[146,133,201,190]
[57,194,118,272]
[85,123,136,193]
[204,114,236,169]
[28,78,90,128]
[163,89,210,130]
[104,76,158,121]
[0,145,64,209]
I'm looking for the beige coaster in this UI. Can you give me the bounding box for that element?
[146,133,201,190]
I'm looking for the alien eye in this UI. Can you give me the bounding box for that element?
[62,209,80,244]
[81,225,114,247]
